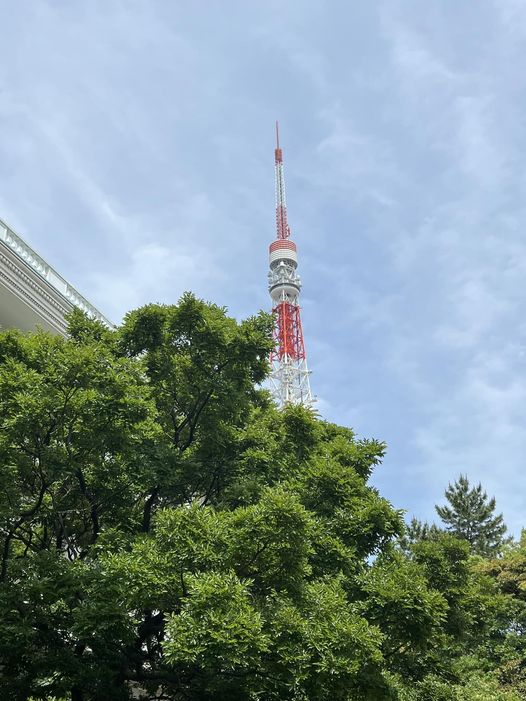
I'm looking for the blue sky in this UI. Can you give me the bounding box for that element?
[1,0,525,534]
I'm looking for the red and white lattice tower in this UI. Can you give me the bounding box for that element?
[268,123,313,406]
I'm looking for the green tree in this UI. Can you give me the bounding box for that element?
[399,517,444,551]
[389,532,523,701]
[0,296,521,701]
[435,475,510,557]
[477,531,526,697]
[0,297,397,700]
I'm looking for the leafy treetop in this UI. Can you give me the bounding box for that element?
[0,295,522,701]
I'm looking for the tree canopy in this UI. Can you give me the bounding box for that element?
[0,295,522,701]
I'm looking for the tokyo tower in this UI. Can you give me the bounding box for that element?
[268,123,313,406]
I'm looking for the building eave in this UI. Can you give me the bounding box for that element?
[0,218,114,336]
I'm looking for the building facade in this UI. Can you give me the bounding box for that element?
[0,218,112,335]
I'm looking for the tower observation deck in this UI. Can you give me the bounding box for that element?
[268,124,313,407]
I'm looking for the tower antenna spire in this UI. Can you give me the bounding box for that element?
[267,124,313,407]
[274,121,289,240]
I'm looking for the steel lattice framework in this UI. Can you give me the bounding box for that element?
[268,124,313,406]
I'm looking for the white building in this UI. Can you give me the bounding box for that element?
[0,217,112,335]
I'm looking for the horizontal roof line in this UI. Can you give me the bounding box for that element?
[0,218,114,328]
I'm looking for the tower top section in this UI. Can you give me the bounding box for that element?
[274,121,290,240]
[275,120,283,163]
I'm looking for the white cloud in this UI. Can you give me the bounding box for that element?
[90,240,222,321]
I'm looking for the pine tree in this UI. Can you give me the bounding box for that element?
[402,517,443,548]
[435,474,511,556]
